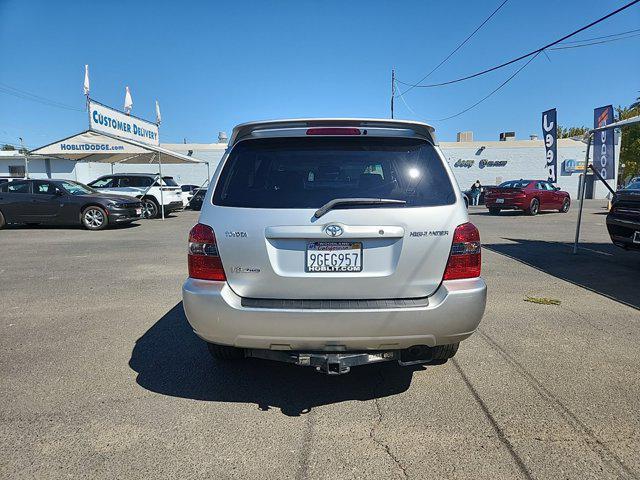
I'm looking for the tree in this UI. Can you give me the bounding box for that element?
[1,144,15,151]
[557,125,588,138]
[616,99,640,181]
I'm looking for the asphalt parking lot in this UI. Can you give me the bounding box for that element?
[1,200,639,480]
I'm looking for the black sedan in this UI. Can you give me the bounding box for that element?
[607,180,640,251]
[0,179,142,230]
[188,188,207,211]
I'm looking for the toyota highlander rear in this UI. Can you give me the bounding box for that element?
[182,119,487,373]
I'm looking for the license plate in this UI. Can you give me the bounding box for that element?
[634,231,640,244]
[496,198,505,204]
[136,208,142,215]
[306,242,362,272]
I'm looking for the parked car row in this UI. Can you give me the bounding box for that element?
[0,173,209,230]
[0,179,142,230]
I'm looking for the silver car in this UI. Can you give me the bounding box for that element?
[182,119,486,374]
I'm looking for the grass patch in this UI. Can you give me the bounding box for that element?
[524,296,561,306]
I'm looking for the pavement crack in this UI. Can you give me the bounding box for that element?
[369,372,408,479]
[478,328,639,480]
[452,358,535,480]
[295,410,314,480]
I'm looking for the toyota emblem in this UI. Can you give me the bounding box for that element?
[325,224,343,237]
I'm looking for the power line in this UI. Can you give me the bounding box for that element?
[397,28,639,122]
[0,82,84,112]
[396,0,640,89]
[394,80,419,117]
[400,0,510,96]
[556,27,640,44]
[437,51,541,121]
[549,31,640,50]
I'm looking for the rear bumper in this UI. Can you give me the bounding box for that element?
[163,201,184,212]
[485,199,527,210]
[182,277,487,350]
[607,215,640,250]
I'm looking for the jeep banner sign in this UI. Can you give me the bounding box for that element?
[542,108,557,183]
[89,100,159,146]
[593,105,614,180]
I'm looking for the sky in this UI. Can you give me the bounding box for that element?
[0,0,638,148]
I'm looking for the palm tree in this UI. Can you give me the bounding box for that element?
[631,95,640,111]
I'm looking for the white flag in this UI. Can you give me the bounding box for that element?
[155,100,161,124]
[124,86,133,114]
[83,65,90,96]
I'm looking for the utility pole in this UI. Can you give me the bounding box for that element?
[390,69,395,119]
[19,137,29,179]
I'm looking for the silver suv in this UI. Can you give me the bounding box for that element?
[182,119,486,374]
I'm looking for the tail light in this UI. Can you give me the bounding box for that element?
[188,223,226,281]
[443,223,481,280]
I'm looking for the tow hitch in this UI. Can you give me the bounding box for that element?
[245,347,434,374]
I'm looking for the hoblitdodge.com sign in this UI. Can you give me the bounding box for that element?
[89,100,159,146]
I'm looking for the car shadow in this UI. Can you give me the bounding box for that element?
[6,222,141,230]
[485,238,640,310]
[129,303,425,416]
[470,210,556,217]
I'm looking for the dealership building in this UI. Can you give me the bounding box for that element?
[0,130,619,199]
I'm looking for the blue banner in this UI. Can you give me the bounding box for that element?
[542,108,557,182]
[593,105,614,180]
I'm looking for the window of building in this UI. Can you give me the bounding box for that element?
[8,165,25,177]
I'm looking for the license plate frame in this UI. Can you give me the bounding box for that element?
[496,198,505,204]
[305,241,363,273]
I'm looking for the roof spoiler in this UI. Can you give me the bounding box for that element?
[229,118,436,146]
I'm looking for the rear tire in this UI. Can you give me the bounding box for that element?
[559,198,570,213]
[431,343,459,361]
[488,207,501,215]
[206,342,244,360]
[527,198,540,216]
[82,206,108,230]
[0,210,5,229]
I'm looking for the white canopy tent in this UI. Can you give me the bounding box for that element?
[30,129,209,220]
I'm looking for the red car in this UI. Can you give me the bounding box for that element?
[484,179,570,215]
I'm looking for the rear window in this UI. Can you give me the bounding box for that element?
[213,137,455,209]
[499,180,530,188]
[161,177,178,186]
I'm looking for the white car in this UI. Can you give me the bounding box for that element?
[182,118,487,374]
[88,173,183,218]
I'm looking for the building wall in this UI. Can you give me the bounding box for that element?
[439,137,620,199]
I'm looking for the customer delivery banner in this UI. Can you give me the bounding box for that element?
[89,100,159,146]
[593,105,614,180]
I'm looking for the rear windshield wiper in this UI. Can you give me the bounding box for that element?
[314,198,407,219]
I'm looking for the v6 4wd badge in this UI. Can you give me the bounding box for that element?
[225,231,247,238]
